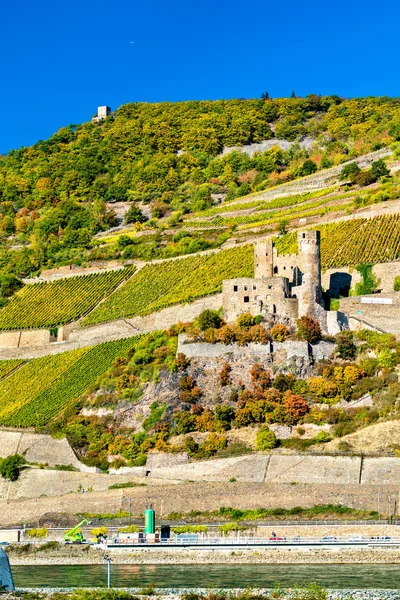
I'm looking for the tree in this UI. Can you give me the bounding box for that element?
[299,159,317,177]
[283,391,309,425]
[296,316,322,344]
[125,205,148,225]
[237,313,255,329]
[277,218,289,235]
[0,454,25,481]
[0,274,23,298]
[354,263,380,295]
[371,159,390,179]
[256,426,277,450]
[291,91,296,98]
[218,362,232,386]
[250,363,271,390]
[270,323,289,341]
[339,162,361,181]
[261,91,270,100]
[335,331,356,360]
[354,170,377,187]
[198,309,223,331]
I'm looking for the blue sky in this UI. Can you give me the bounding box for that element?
[2,0,400,153]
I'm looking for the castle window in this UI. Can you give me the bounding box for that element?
[268,285,272,290]
[302,233,306,239]
[273,304,276,314]
[253,285,256,290]
[283,266,286,270]
[244,285,248,291]
[233,285,238,292]
[291,266,293,269]
[244,296,250,303]
[273,266,278,274]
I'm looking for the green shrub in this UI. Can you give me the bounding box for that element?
[256,426,277,450]
[354,263,380,295]
[335,331,356,360]
[314,431,331,443]
[91,526,108,538]
[26,527,48,538]
[394,276,400,292]
[340,162,361,181]
[0,454,25,481]
[197,309,223,331]
[237,313,255,329]
[219,522,247,535]
[354,170,377,187]
[118,525,139,533]
[371,159,390,179]
[172,525,208,534]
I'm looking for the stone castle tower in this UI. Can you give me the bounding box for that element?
[254,239,274,279]
[297,230,324,319]
[224,230,326,327]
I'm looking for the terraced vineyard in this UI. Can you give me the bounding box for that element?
[0,337,142,427]
[82,245,254,326]
[0,359,26,381]
[274,215,400,268]
[0,349,88,424]
[0,267,135,331]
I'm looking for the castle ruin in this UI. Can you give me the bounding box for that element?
[223,230,327,329]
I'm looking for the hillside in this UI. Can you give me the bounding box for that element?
[1,96,400,280]
[0,95,399,506]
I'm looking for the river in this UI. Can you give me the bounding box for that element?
[11,564,400,589]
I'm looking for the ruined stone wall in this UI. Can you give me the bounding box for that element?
[177,335,334,362]
[322,261,400,298]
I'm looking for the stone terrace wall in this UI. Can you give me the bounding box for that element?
[0,431,97,472]
[0,329,51,350]
[112,452,400,486]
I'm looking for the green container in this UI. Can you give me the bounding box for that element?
[144,509,155,534]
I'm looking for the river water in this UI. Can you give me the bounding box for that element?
[11,564,400,589]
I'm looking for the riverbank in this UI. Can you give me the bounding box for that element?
[7,545,400,565]
[6,589,400,600]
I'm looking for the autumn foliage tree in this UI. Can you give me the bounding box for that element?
[218,362,232,386]
[283,391,310,425]
[296,316,322,343]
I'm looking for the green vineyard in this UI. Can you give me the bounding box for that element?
[82,246,254,326]
[0,267,135,331]
[274,215,400,268]
[0,359,26,381]
[0,337,142,428]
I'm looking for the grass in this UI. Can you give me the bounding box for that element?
[166,504,379,522]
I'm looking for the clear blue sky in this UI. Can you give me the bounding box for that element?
[2,0,400,153]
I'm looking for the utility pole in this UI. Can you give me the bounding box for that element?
[104,555,112,589]
[128,498,132,526]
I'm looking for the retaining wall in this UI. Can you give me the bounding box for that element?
[0,431,97,472]
[112,452,400,487]
[177,336,334,362]
[0,329,51,350]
